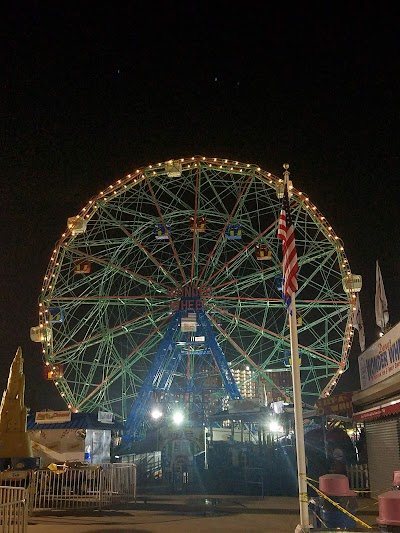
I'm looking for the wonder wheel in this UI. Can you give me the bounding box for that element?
[33,156,358,431]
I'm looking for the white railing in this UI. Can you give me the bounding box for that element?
[30,463,136,513]
[347,463,369,497]
[0,486,28,533]
[99,463,137,506]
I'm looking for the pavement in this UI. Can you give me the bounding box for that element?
[27,494,381,532]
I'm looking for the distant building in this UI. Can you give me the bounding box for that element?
[231,366,256,399]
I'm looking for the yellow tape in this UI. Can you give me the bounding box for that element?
[306,480,373,529]
[299,492,308,503]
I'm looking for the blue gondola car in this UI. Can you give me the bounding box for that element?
[226,223,242,240]
[155,224,172,240]
[47,307,64,324]
[284,349,302,367]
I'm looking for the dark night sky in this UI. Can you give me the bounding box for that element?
[1,2,399,411]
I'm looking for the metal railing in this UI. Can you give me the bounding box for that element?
[0,486,28,533]
[100,463,137,505]
[346,463,369,497]
[30,463,136,512]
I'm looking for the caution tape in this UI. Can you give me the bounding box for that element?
[306,479,373,529]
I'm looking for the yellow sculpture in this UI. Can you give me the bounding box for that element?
[0,347,33,459]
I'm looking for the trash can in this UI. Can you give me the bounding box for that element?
[311,474,358,529]
[377,491,400,532]
[392,471,400,490]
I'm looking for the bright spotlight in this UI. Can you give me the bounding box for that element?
[151,408,163,420]
[172,411,184,425]
[269,420,281,433]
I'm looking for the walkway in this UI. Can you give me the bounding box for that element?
[27,495,380,532]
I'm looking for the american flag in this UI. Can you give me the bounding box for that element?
[277,181,298,308]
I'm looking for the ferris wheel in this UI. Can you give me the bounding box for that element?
[32,156,359,431]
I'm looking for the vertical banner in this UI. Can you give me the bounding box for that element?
[375,260,389,332]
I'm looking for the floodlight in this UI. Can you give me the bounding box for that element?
[269,420,280,433]
[151,408,163,420]
[172,411,184,425]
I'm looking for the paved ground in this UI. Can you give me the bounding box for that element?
[27,495,381,532]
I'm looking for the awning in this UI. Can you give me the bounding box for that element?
[353,398,400,422]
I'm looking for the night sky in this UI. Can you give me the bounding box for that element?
[1,3,399,411]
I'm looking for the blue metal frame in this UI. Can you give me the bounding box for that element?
[122,309,241,445]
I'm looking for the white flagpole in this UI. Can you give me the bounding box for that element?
[282,166,309,532]
[290,288,310,532]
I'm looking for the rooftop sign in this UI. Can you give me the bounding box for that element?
[35,410,71,424]
[358,321,400,389]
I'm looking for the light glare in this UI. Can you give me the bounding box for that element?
[172,411,184,425]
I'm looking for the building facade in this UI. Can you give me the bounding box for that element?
[353,321,400,496]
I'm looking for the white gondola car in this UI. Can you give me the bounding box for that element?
[165,160,182,177]
[67,216,87,235]
[343,274,362,293]
[30,326,52,343]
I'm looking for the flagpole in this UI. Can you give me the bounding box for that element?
[281,164,309,532]
[289,294,310,532]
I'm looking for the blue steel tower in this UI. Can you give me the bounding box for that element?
[122,287,241,445]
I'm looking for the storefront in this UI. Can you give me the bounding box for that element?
[352,321,400,496]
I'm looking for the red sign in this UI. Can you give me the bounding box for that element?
[316,392,353,416]
[35,410,71,424]
[353,399,400,422]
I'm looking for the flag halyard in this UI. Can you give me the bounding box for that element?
[277,180,298,311]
